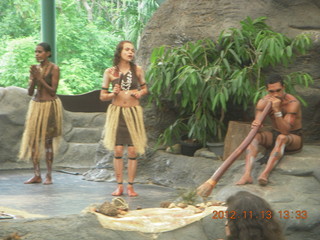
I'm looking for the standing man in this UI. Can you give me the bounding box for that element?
[236,74,302,186]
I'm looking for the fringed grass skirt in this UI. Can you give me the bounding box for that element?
[19,98,63,162]
[103,104,147,155]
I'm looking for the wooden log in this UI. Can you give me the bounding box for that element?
[223,121,251,160]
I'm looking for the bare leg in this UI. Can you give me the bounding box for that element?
[24,162,42,184]
[43,138,53,185]
[112,145,124,196]
[127,146,138,197]
[24,150,42,184]
[236,139,259,185]
[258,134,288,185]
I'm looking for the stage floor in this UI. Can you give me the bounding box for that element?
[0,169,177,217]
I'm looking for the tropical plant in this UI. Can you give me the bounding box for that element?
[146,17,313,147]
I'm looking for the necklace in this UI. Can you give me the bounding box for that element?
[120,70,132,94]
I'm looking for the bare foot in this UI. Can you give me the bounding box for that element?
[43,175,53,185]
[112,185,123,196]
[235,175,253,185]
[24,176,42,184]
[127,185,138,197]
[258,175,268,186]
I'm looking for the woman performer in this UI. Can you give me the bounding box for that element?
[100,40,148,197]
[19,42,62,185]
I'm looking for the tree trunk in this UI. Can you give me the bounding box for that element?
[81,0,93,22]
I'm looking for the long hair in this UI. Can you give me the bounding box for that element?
[113,40,136,75]
[226,191,286,240]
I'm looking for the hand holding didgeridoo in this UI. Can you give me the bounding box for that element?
[197,101,272,198]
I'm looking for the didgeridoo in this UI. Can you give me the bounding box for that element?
[197,101,272,198]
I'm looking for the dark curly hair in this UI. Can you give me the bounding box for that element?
[226,191,286,240]
[37,42,52,58]
[265,74,284,86]
[113,40,136,75]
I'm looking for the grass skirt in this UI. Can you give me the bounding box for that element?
[103,104,147,155]
[19,98,63,162]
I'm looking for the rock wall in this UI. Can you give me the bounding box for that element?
[138,0,320,67]
[0,86,104,169]
[137,0,320,142]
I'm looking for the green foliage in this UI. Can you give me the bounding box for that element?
[0,37,37,88]
[0,0,40,38]
[0,0,159,94]
[111,0,159,47]
[59,58,100,95]
[147,17,313,146]
[56,3,121,94]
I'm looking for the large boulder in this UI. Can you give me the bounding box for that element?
[0,87,31,167]
[138,0,320,67]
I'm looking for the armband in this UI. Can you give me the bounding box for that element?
[274,112,283,118]
[101,88,112,93]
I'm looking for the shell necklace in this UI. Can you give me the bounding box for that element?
[120,69,132,94]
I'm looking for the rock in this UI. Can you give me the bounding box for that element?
[165,144,181,154]
[111,197,129,211]
[98,202,118,217]
[160,201,172,208]
[194,148,219,159]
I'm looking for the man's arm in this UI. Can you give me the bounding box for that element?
[251,99,269,128]
[274,100,300,134]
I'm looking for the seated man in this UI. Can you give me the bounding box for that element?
[236,74,302,186]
